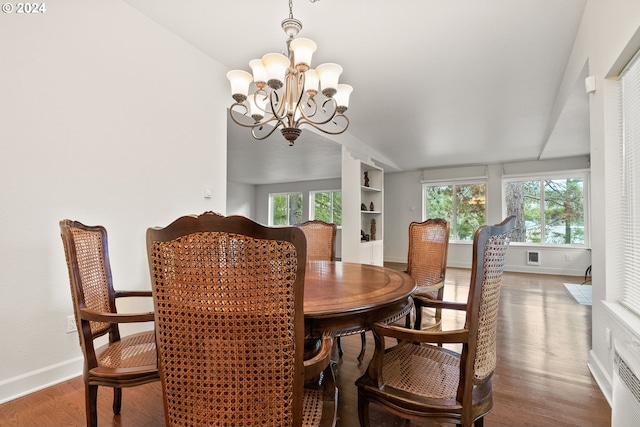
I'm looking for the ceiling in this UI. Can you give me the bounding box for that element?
[124,0,590,185]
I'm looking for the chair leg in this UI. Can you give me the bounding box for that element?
[85,384,98,427]
[414,305,422,330]
[113,387,122,415]
[357,332,366,363]
[357,393,370,427]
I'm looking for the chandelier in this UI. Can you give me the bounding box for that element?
[226,0,352,146]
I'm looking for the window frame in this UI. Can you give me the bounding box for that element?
[268,191,303,226]
[618,51,640,317]
[309,189,342,227]
[502,171,590,248]
[421,179,487,242]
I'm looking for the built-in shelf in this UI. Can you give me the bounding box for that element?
[342,148,384,265]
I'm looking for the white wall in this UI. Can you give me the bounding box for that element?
[383,160,591,276]
[227,181,256,219]
[0,1,228,402]
[562,0,640,405]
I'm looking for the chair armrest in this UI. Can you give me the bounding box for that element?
[304,335,333,380]
[413,280,444,295]
[79,308,154,323]
[114,290,152,298]
[413,295,467,311]
[373,322,468,345]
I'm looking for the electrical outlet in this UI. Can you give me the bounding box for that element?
[66,315,77,334]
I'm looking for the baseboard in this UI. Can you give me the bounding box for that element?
[588,349,613,407]
[438,261,584,276]
[0,357,83,404]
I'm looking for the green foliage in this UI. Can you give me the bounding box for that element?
[272,193,302,226]
[425,183,486,241]
[313,191,342,226]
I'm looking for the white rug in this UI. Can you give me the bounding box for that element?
[563,283,592,305]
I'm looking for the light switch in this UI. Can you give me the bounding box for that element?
[203,185,212,199]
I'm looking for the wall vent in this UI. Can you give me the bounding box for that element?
[526,251,540,265]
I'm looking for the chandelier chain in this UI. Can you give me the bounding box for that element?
[290,0,320,18]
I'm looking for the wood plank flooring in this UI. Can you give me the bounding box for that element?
[0,267,610,426]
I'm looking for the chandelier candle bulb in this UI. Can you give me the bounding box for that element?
[247,93,268,122]
[290,37,317,71]
[262,53,289,90]
[226,70,253,102]
[304,69,319,97]
[316,63,343,97]
[335,84,353,112]
[249,59,267,88]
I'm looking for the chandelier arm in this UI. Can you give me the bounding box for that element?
[303,96,319,117]
[250,122,284,140]
[296,113,349,135]
[294,97,340,128]
[294,99,318,126]
[251,89,270,115]
[269,88,288,123]
[229,103,285,130]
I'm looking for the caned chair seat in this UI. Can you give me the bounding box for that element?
[90,330,157,377]
[378,343,461,400]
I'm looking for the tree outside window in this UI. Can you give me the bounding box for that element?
[311,191,342,226]
[271,193,302,226]
[424,183,486,241]
[504,177,584,245]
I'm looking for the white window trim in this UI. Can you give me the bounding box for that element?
[309,189,342,227]
[502,171,590,248]
[268,191,302,226]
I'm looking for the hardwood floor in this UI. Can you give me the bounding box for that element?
[0,268,610,427]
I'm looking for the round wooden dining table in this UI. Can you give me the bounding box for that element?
[303,261,416,340]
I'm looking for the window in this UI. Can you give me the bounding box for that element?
[620,51,640,316]
[503,176,586,245]
[310,190,342,226]
[270,192,302,226]
[423,182,486,241]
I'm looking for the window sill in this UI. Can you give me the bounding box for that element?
[602,301,640,343]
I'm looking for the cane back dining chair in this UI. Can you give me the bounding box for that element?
[147,212,337,427]
[296,219,368,362]
[59,220,158,427]
[295,219,337,262]
[356,217,515,427]
[407,218,450,331]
